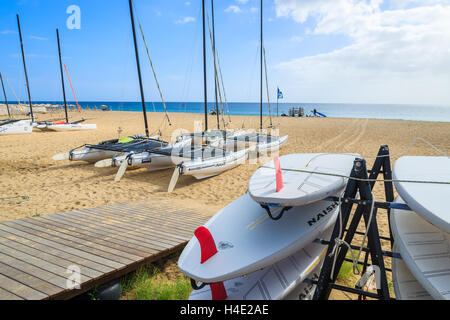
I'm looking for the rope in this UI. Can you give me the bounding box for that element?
[4,75,24,111]
[63,64,82,115]
[261,165,450,185]
[134,9,172,127]
[330,192,376,279]
[364,137,449,159]
[260,137,449,185]
[263,47,272,127]
[0,196,30,205]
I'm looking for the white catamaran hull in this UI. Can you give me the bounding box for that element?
[176,148,249,180]
[53,135,161,163]
[254,135,288,153]
[113,152,177,171]
[109,138,193,171]
[69,148,120,163]
[0,120,33,135]
[36,123,97,132]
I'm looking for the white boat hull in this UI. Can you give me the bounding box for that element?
[0,120,33,135]
[178,148,249,180]
[36,123,97,132]
[70,148,120,163]
[109,138,193,171]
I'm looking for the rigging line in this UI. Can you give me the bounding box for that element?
[133,4,171,127]
[263,46,272,127]
[63,64,82,116]
[4,74,23,111]
[206,10,226,130]
[260,166,450,185]
[216,51,232,124]
[181,4,202,105]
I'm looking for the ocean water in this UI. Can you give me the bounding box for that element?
[7,101,450,122]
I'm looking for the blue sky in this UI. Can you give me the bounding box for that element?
[1,0,450,105]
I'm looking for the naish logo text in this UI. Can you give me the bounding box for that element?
[307,202,338,226]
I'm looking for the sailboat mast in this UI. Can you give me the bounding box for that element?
[260,0,263,131]
[211,0,220,130]
[16,14,34,123]
[202,0,208,132]
[129,0,150,137]
[56,29,69,124]
[0,73,11,118]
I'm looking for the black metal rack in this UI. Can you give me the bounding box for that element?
[308,145,400,300]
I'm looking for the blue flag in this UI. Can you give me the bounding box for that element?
[277,88,283,100]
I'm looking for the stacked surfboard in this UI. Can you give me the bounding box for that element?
[391,156,450,300]
[178,153,359,300]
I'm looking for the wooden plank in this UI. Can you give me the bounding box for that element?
[54,209,193,244]
[0,287,23,300]
[0,224,125,269]
[0,230,114,274]
[0,273,48,300]
[110,202,211,223]
[0,250,68,289]
[77,207,201,236]
[22,217,159,256]
[40,213,181,250]
[0,237,102,278]
[0,261,61,296]
[86,201,208,224]
[0,197,213,300]
[0,242,91,283]
[79,206,203,232]
[4,220,138,264]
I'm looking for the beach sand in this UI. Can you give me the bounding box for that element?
[1,110,449,299]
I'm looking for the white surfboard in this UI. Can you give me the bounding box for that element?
[392,244,433,300]
[391,196,450,300]
[178,193,339,283]
[393,156,450,233]
[248,153,359,207]
[189,227,331,300]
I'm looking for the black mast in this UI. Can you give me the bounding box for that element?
[56,29,69,124]
[129,0,150,137]
[260,0,263,131]
[211,0,219,130]
[202,0,208,132]
[0,72,11,118]
[16,14,34,122]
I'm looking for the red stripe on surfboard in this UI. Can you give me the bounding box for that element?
[274,156,283,192]
[210,282,227,300]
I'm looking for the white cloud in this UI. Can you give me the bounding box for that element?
[274,0,450,104]
[250,7,258,13]
[225,5,242,13]
[237,0,249,4]
[175,16,195,24]
[0,30,16,35]
[290,35,303,42]
[29,35,48,41]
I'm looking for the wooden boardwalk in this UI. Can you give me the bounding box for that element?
[0,198,214,300]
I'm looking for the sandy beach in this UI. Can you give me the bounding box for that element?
[1,110,449,224]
